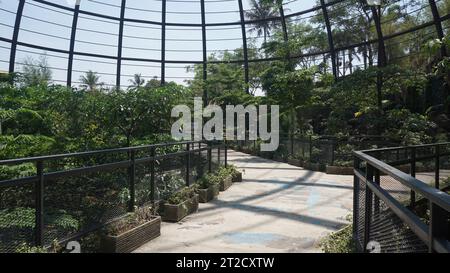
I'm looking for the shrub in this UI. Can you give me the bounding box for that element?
[105,206,155,236]
[319,224,356,253]
[166,185,197,205]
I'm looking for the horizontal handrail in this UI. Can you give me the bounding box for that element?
[0,140,205,165]
[360,142,450,154]
[353,150,450,212]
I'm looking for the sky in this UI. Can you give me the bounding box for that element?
[0,0,319,88]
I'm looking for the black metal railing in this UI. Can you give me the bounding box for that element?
[232,134,397,168]
[353,143,450,253]
[0,140,227,252]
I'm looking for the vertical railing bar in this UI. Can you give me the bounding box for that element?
[353,156,360,247]
[428,201,448,253]
[35,160,44,247]
[410,147,416,208]
[435,145,440,189]
[150,146,155,206]
[364,163,374,252]
[128,149,135,212]
[224,140,228,167]
[208,141,212,173]
[186,143,191,186]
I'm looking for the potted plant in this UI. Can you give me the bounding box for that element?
[162,186,199,222]
[196,174,220,203]
[227,165,243,182]
[217,167,234,191]
[100,207,161,253]
[287,155,303,167]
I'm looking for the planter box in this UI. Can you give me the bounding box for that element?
[273,156,285,162]
[100,216,161,253]
[288,158,303,167]
[304,162,324,172]
[326,165,354,175]
[163,194,199,222]
[198,184,220,203]
[232,172,243,183]
[220,176,233,191]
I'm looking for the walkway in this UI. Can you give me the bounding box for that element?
[135,150,354,253]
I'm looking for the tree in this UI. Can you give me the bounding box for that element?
[80,70,103,91]
[245,0,279,45]
[0,109,14,135]
[128,73,145,90]
[20,55,52,87]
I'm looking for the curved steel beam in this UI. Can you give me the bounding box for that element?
[371,6,387,67]
[320,0,337,78]
[238,0,249,94]
[67,2,80,87]
[428,0,447,57]
[200,0,208,105]
[161,0,167,85]
[116,0,126,88]
[9,0,26,74]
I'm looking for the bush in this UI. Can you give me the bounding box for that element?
[319,224,356,253]
[105,206,155,236]
[166,185,197,205]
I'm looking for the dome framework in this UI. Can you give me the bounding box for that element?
[0,0,449,92]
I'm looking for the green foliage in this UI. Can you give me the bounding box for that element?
[157,172,186,202]
[319,223,356,253]
[166,185,197,205]
[18,56,52,87]
[0,207,79,231]
[105,206,155,236]
[15,243,48,253]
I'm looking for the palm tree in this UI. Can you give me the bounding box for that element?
[128,73,145,89]
[245,0,279,44]
[79,70,102,91]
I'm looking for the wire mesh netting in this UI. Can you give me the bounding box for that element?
[354,143,450,253]
[0,141,225,252]
[0,182,35,253]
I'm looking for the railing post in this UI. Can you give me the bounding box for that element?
[309,135,313,162]
[364,164,374,252]
[208,141,212,173]
[410,147,416,208]
[150,146,156,206]
[331,140,336,166]
[224,140,228,167]
[35,160,44,247]
[428,202,448,253]
[353,156,360,242]
[128,150,136,212]
[435,145,440,189]
[218,142,221,165]
[186,143,191,186]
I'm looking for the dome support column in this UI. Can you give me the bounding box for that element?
[67,1,80,87]
[428,0,447,57]
[200,0,208,105]
[320,0,337,79]
[161,0,167,85]
[116,0,126,89]
[9,0,26,75]
[238,0,249,94]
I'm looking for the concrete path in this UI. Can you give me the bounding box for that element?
[136,151,354,253]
